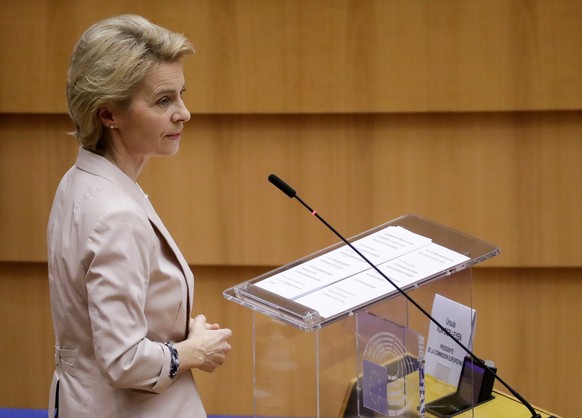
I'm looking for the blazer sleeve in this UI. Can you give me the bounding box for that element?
[83,207,175,393]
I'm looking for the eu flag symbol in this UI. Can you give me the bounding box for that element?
[363,359,388,415]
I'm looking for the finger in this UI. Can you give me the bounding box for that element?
[192,314,207,330]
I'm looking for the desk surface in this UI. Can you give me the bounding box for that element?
[425,375,559,418]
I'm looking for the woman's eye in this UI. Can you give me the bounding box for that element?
[157,97,170,106]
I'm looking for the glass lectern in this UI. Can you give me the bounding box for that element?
[224,214,499,418]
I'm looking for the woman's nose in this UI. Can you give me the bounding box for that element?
[173,99,191,123]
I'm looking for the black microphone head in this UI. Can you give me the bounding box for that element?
[268,174,296,198]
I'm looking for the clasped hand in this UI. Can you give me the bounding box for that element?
[174,314,232,374]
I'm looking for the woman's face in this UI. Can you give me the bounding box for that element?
[111,61,191,161]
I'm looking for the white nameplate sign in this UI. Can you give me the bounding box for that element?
[424,293,477,385]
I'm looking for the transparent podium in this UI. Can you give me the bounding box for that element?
[223,214,499,418]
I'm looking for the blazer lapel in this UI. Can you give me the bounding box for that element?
[141,196,193,338]
[143,197,192,282]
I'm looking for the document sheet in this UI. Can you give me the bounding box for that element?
[254,226,470,319]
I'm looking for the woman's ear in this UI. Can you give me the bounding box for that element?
[97,107,116,129]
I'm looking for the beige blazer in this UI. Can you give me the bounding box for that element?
[47,147,205,417]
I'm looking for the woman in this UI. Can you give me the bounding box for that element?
[47,15,232,417]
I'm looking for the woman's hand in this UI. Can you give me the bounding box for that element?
[174,314,232,374]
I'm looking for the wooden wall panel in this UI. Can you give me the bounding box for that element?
[1,111,580,267]
[2,1,582,113]
[0,263,54,407]
[471,268,581,418]
[0,263,577,417]
[0,115,77,262]
[0,2,579,417]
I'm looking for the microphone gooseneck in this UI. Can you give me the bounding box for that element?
[267,173,547,418]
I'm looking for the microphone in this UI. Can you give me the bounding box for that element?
[267,173,549,418]
[268,174,296,198]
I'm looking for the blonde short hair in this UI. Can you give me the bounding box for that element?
[67,14,194,152]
